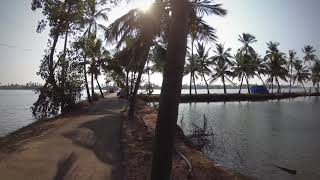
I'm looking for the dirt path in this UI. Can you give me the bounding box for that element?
[0,94,126,180]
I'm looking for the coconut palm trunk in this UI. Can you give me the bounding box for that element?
[238,75,244,94]
[189,38,194,96]
[193,74,197,94]
[125,70,129,97]
[246,76,250,94]
[95,75,104,98]
[202,74,210,94]
[60,29,69,112]
[91,70,94,100]
[150,0,188,179]
[128,43,152,117]
[289,64,293,93]
[276,77,281,93]
[147,60,152,95]
[222,75,227,94]
[258,74,266,86]
[49,34,59,90]
[302,82,306,94]
[83,60,92,103]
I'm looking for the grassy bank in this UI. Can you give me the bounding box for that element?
[139,93,320,103]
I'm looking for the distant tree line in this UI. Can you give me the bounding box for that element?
[0,82,42,90]
[140,83,304,90]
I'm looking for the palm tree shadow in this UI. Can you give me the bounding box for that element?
[63,115,123,180]
[54,152,77,180]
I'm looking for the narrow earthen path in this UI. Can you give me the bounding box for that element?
[0,94,126,180]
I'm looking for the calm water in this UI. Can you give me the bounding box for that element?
[0,89,100,136]
[178,96,320,180]
[0,90,37,136]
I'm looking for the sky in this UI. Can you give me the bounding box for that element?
[1,0,320,86]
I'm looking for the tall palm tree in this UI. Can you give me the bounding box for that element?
[150,1,189,179]
[302,45,318,68]
[311,61,320,93]
[211,43,233,94]
[237,33,257,93]
[151,0,227,179]
[194,42,212,94]
[81,0,109,102]
[187,2,226,95]
[287,50,299,93]
[292,60,310,93]
[264,41,288,93]
[106,3,163,117]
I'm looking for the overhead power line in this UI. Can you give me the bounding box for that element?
[0,42,32,51]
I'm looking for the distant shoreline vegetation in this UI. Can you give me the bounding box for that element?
[140,83,305,89]
[0,82,42,90]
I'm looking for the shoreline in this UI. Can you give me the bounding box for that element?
[122,98,253,180]
[139,92,320,103]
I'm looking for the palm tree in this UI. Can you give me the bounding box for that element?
[106,3,163,117]
[292,60,310,93]
[311,61,320,93]
[149,43,167,74]
[238,33,257,55]
[187,2,226,95]
[264,41,288,93]
[252,53,268,86]
[237,33,257,93]
[150,0,189,178]
[233,52,255,93]
[302,45,318,68]
[151,0,226,179]
[287,50,299,93]
[211,43,233,94]
[194,42,212,94]
[81,0,109,102]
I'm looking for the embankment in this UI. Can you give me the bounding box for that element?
[139,93,320,103]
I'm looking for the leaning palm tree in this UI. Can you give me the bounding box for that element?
[302,45,318,68]
[292,60,310,93]
[287,50,299,93]
[211,43,233,94]
[264,41,288,93]
[311,61,320,93]
[194,42,212,94]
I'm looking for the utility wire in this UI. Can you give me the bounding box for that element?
[0,42,32,51]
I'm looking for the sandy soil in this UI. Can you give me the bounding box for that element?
[0,93,126,180]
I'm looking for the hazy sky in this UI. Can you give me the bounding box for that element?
[1,0,320,85]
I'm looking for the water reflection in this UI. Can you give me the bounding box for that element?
[178,97,320,180]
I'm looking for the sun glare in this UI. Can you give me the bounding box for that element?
[137,1,153,12]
